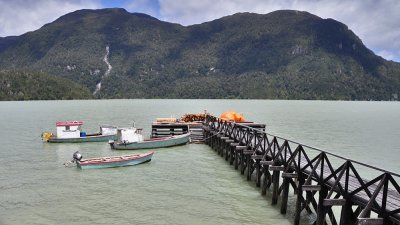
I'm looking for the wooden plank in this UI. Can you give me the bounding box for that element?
[243,150,254,155]
[357,218,383,225]
[251,155,263,160]
[282,172,298,179]
[269,166,285,171]
[261,160,274,166]
[323,199,346,206]
[236,146,247,150]
[302,185,321,191]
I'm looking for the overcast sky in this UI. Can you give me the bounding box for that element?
[0,0,399,62]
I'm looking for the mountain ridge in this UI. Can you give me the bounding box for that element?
[0,8,399,100]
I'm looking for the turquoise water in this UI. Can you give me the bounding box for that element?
[0,100,399,225]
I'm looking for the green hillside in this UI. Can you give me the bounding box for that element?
[0,8,399,100]
[0,70,92,100]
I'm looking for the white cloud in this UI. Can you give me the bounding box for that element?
[0,0,101,37]
[157,0,400,62]
[124,0,160,18]
[377,50,396,61]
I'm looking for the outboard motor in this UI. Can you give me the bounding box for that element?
[72,151,82,162]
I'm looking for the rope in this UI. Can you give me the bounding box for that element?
[63,160,74,167]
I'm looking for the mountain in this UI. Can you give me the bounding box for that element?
[0,8,399,100]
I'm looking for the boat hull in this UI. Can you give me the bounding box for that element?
[111,133,190,150]
[77,152,153,169]
[48,134,116,143]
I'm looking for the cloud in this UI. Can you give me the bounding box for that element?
[377,50,396,61]
[124,0,160,18]
[157,0,400,62]
[0,0,101,37]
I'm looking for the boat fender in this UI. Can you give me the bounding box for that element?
[73,151,82,162]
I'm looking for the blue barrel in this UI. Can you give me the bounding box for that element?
[80,132,86,137]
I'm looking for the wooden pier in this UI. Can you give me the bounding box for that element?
[203,115,400,225]
[151,122,204,141]
[151,113,208,142]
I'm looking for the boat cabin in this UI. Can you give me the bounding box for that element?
[56,121,83,139]
[116,127,144,143]
[100,125,117,135]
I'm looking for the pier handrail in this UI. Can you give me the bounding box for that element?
[204,115,400,224]
[235,123,400,178]
[205,115,400,178]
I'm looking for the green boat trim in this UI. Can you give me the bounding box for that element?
[48,134,116,143]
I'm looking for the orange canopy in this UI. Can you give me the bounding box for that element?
[220,111,245,122]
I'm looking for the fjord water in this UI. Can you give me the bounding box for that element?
[0,100,399,225]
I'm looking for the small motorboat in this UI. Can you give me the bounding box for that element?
[109,127,190,150]
[42,121,117,143]
[69,151,153,169]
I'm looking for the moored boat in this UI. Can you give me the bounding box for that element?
[42,121,117,143]
[70,151,153,169]
[109,127,190,150]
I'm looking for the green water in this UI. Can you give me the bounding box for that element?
[0,100,399,225]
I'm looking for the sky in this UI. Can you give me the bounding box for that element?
[0,0,399,62]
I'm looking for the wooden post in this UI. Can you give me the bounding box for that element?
[340,199,355,225]
[261,160,273,195]
[270,166,284,205]
[240,150,245,175]
[261,165,270,195]
[280,177,290,214]
[254,158,262,187]
[220,137,229,156]
[316,186,328,225]
[234,148,239,170]
[246,151,252,180]
[281,173,297,214]
[294,175,304,225]
[225,139,234,161]
[234,146,246,170]
[229,143,239,165]
[210,133,214,149]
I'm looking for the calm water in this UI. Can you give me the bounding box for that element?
[0,100,399,225]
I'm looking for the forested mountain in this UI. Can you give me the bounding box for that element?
[0,8,399,100]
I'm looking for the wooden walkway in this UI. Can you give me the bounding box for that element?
[203,116,400,225]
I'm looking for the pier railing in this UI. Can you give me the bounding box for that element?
[203,115,400,225]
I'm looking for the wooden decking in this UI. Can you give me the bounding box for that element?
[203,116,400,225]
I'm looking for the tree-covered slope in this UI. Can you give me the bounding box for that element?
[0,8,399,100]
[0,70,92,100]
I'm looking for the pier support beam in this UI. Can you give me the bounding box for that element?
[316,186,328,225]
[340,199,355,225]
[252,155,263,187]
[294,175,305,225]
[235,146,246,170]
[261,161,273,195]
[281,173,297,214]
[229,143,239,165]
[244,150,254,180]
[270,166,284,205]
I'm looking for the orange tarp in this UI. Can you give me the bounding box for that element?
[219,111,245,122]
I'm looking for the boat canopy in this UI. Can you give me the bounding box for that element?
[56,121,83,126]
[117,127,143,143]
